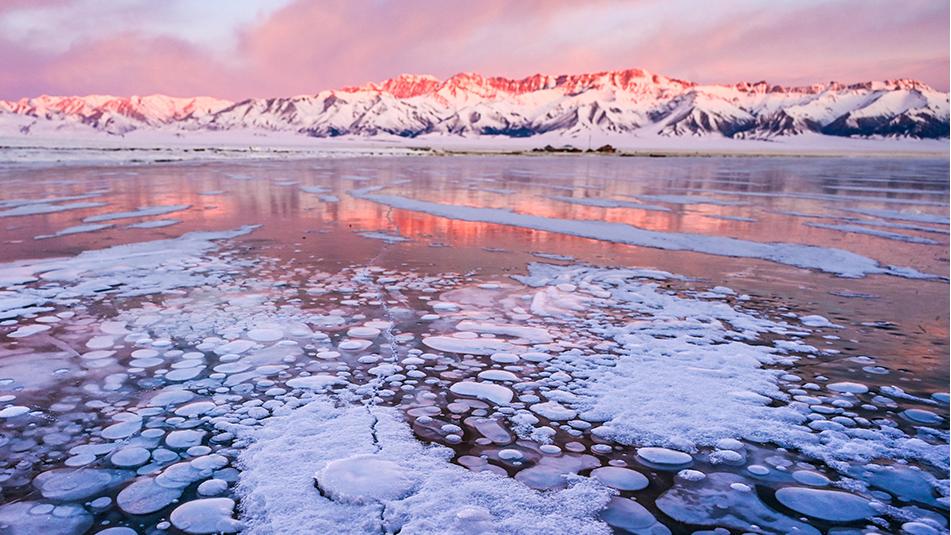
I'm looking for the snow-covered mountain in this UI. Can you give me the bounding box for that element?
[2,69,948,141]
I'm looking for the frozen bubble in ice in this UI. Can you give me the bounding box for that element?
[166,430,206,449]
[774,487,874,522]
[637,448,692,467]
[599,497,669,534]
[347,326,381,339]
[98,528,137,535]
[677,469,706,482]
[338,339,372,351]
[591,467,649,491]
[477,370,519,382]
[520,351,552,363]
[747,465,770,476]
[0,501,92,535]
[800,315,837,328]
[33,468,131,501]
[117,477,183,515]
[101,416,142,439]
[170,498,242,534]
[8,324,51,338]
[85,335,115,349]
[0,406,29,418]
[714,438,743,451]
[422,336,512,356]
[791,470,830,487]
[490,352,519,364]
[709,450,744,465]
[80,350,115,360]
[901,408,943,425]
[286,375,345,390]
[197,479,228,496]
[175,401,216,417]
[514,454,600,490]
[99,321,129,335]
[827,382,868,394]
[190,454,228,471]
[315,454,417,504]
[498,449,523,461]
[247,328,283,342]
[450,381,513,405]
[111,447,151,468]
[214,340,255,355]
[147,389,195,407]
[64,454,96,467]
[529,401,577,421]
[166,367,205,381]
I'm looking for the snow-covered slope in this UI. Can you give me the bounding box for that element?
[1,69,948,142]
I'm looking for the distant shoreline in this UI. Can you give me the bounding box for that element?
[0,134,947,167]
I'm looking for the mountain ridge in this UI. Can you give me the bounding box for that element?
[2,68,948,141]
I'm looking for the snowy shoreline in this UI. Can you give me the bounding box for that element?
[0,128,947,167]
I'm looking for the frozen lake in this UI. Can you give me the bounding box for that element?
[0,155,947,534]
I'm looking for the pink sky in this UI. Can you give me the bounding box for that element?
[0,0,947,100]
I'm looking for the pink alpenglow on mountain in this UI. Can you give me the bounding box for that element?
[2,69,948,140]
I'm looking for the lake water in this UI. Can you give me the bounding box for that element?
[0,155,947,534]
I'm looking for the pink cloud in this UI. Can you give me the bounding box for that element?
[0,0,946,100]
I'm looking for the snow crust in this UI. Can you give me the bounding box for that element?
[237,400,612,535]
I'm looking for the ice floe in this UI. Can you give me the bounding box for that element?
[34,223,113,240]
[83,204,190,222]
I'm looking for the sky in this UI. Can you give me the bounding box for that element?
[0,0,947,100]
